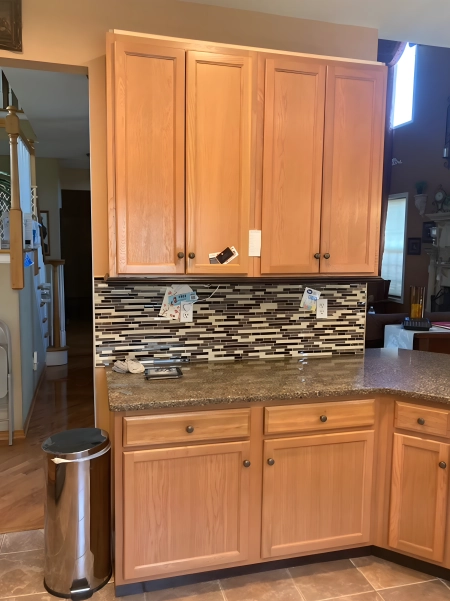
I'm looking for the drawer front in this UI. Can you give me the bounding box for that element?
[264,400,375,435]
[395,402,450,438]
[123,409,251,447]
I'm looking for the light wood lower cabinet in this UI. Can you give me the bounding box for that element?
[389,433,450,562]
[261,431,374,558]
[122,441,250,580]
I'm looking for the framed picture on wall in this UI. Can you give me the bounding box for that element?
[407,237,421,256]
[0,0,22,52]
[40,210,50,256]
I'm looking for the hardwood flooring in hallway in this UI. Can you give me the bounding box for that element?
[0,320,95,534]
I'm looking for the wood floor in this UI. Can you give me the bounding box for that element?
[0,320,95,534]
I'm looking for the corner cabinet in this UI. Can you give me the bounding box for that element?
[389,433,450,562]
[122,441,251,580]
[107,32,386,278]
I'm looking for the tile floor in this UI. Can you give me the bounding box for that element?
[1,531,450,601]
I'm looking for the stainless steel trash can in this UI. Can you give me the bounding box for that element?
[42,428,112,600]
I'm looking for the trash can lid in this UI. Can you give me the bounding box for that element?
[42,428,110,460]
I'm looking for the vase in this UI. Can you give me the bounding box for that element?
[414,194,428,216]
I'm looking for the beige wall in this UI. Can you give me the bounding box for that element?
[390,44,450,312]
[60,168,91,191]
[36,158,62,260]
[0,0,378,278]
[0,263,23,430]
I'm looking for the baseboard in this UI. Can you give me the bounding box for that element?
[23,366,46,436]
[0,429,25,441]
[372,546,450,580]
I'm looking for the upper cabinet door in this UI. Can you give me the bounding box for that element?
[261,58,325,274]
[113,41,185,275]
[186,51,252,274]
[320,65,387,274]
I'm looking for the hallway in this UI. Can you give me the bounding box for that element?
[0,321,94,534]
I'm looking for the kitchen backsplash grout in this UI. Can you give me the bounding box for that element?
[94,280,366,366]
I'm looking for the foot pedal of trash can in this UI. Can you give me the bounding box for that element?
[70,578,93,600]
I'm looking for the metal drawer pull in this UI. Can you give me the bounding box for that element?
[417,417,425,425]
[439,461,447,469]
[243,460,251,468]
[186,425,194,434]
[267,458,275,466]
[320,415,328,423]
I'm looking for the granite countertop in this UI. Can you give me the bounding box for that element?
[106,349,450,411]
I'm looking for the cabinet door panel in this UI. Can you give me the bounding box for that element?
[320,65,386,274]
[186,52,252,274]
[261,58,325,274]
[123,441,250,579]
[389,434,450,562]
[261,431,374,558]
[113,41,185,274]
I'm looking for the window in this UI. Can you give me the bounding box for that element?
[392,43,416,128]
[381,194,408,300]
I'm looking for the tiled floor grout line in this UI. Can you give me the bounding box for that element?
[0,534,4,553]
[369,577,439,592]
[217,578,229,601]
[0,547,44,555]
[285,567,307,601]
[441,578,450,590]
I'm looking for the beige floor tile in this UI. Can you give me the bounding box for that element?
[0,549,45,599]
[147,580,224,601]
[331,593,383,601]
[0,595,55,601]
[351,556,435,590]
[0,533,4,551]
[221,568,302,601]
[289,559,373,601]
[379,580,450,601]
[91,582,145,601]
[1,530,44,554]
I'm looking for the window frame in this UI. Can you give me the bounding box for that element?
[382,192,409,303]
[392,43,417,130]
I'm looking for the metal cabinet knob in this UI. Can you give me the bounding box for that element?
[177,252,185,259]
[188,252,196,259]
[243,460,251,468]
[324,253,330,259]
[320,415,328,423]
[314,253,321,259]
[186,425,194,434]
[439,461,447,469]
[267,458,275,466]
[417,417,425,425]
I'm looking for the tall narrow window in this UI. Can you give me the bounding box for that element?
[381,194,408,300]
[392,43,416,128]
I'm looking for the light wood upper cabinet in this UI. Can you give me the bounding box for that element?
[112,41,186,275]
[122,441,250,580]
[389,433,450,562]
[185,51,252,274]
[261,58,325,274]
[320,65,386,274]
[261,431,374,558]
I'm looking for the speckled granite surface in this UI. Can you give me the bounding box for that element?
[106,349,450,411]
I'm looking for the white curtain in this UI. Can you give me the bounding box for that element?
[17,137,31,215]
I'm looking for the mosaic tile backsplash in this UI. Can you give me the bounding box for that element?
[94,280,366,365]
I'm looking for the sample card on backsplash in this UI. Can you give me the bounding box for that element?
[94,280,366,366]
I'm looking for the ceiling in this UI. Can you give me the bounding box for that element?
[179,0,450,48]
[1,68,90,169]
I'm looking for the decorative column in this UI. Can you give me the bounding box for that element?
[6,105,23,290]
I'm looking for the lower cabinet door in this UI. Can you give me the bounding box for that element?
[122,441,250,580]
[261,431,374,558]
[389,433,450,562]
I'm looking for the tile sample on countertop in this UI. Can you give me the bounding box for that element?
[95,281,366,365]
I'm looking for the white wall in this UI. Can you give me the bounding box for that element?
[0,263,23,431]
[59,168,90,191]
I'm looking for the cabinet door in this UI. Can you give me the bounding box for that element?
[186,51,252,274]
[261,58,325,274]
[123,441,250,579]
[113,41,185,274]
[320,65,386,274]
[261,431,374,558]
[389,433,450,562]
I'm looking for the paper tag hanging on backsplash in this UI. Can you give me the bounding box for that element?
[300,287,321,312]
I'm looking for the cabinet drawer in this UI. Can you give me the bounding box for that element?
[264,400,375,435]
[395,402,450,438]
[123,409,250,447]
